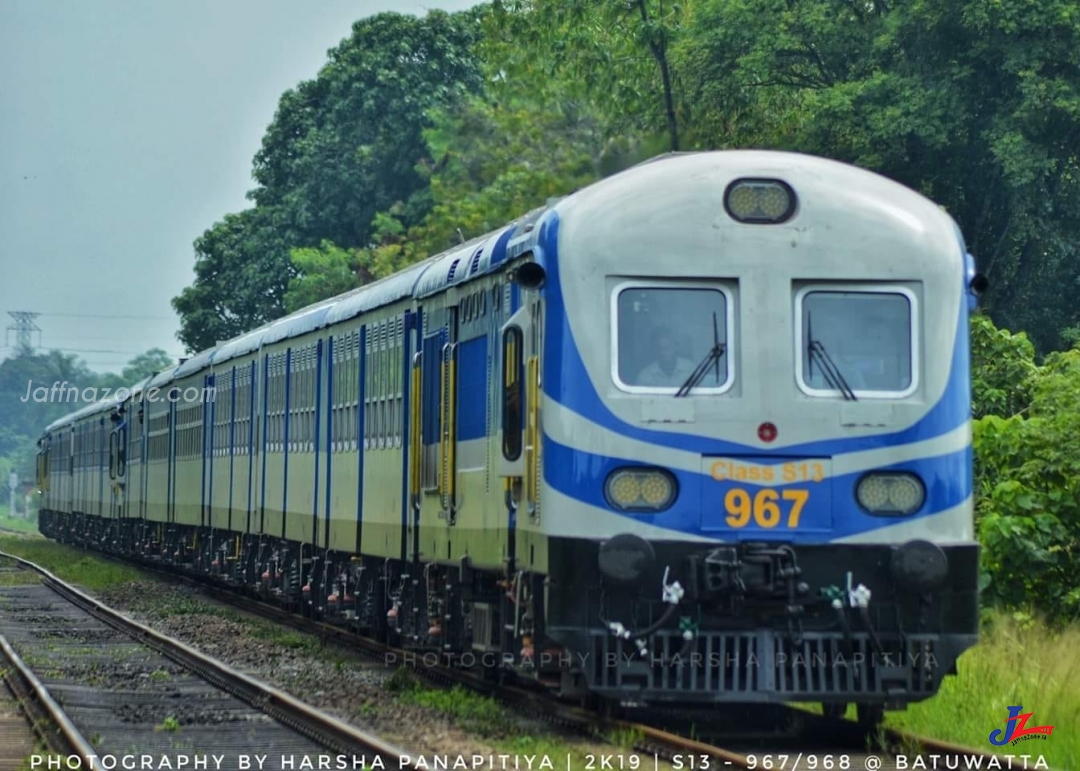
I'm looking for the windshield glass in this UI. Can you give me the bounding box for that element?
[800,290,913,394]
[615,285,730,391]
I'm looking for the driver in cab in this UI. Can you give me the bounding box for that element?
[636,327,696,387]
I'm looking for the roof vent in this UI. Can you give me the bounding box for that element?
[447,257,461,283]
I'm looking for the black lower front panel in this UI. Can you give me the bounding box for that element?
[566,628,978,705]
[36,509,980,709]
[546,537,980,706]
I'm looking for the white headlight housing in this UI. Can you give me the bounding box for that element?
[605,468,677,512]
[856,472,925,516]
[724,178,797,224]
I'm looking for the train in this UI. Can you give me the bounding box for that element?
[34,150,983,725]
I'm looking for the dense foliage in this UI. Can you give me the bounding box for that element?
[972,316,1080,623]
[153,0,1075,623]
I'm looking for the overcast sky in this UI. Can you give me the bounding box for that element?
[0,0,478,374]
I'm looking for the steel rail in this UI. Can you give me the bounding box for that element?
[0,551,412,766]
[0,632,98,763]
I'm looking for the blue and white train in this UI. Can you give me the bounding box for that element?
[36,151,982,723]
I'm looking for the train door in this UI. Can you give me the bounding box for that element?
[37,435,49,503]
[97,415,107,522]
[202,372,215,531]
[68,427,75,516]
[499,312,525,568]
[414,304,457,562]
[108,407,127,525]
[408,315,422,561]
[441,306,460,526]
[167,389,178,526]
[498,273,543,570]
[396,312,416,563]
[138,391,149,520]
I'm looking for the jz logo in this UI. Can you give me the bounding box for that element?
[989,706,1054,746]
[724,488,808,529]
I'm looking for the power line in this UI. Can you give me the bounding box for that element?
[31,312,176,321]
[0,344,183,357]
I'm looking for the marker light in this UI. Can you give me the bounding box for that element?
[605,468,677,511]
[856,472,925,516]
[724,179,797,224]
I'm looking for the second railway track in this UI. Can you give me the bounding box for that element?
[0,552,410,770]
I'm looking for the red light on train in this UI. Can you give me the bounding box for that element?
[758,422,777,443]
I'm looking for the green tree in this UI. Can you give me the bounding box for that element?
[250,10,485,247]
[974,350,1080,624]
[284,88,633,310]
[678,0,1080,352]
[285,241,374,313]
[485,0,686,152]
[0,351,94,454]
[288,67,662,310]
[172,206,298,353]
[970,314,1038,420]
[120,349,174,383]
[174,10,485,352]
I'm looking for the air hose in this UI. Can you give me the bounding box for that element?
[606,567,685,657]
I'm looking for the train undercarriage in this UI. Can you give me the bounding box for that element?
[36,509,979,727]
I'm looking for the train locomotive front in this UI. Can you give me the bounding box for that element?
[523,151,980,719]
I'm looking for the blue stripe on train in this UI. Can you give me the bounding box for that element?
[535,211,974,459]
[542,435,972,542]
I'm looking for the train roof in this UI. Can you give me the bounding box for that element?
[173,347,217,380]
[326,258,436,325]
[178,205,551,378]
[42,372,166,434]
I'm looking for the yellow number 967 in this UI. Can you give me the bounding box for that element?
[724,488,809,529]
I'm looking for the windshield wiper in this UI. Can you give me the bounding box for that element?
[806,314,857,401]
[676,312,726,397]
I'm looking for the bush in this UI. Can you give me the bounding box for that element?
[973,317,1080,625]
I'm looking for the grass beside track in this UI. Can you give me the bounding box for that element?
[385,668,646,763]
[0,505,39,534]
[886,613,1078,769]
[2,536,1074,767]
[0,533,147,590]
[795,610,1078,769]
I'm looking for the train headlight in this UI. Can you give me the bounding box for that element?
[856,472,925,516]
[605,468,677,512]
[724,179,797,224]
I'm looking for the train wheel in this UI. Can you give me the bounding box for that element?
[821,702,848,720]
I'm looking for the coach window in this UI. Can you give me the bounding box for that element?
[612,283,734,393]
[795,287,916,398]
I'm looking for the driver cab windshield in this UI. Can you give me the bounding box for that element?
[614,284,732,393]
[800,290,914,395]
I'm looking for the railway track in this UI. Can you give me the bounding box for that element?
[36,549,1036,771]
[0,553,409,770]
[0,672,41,770]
